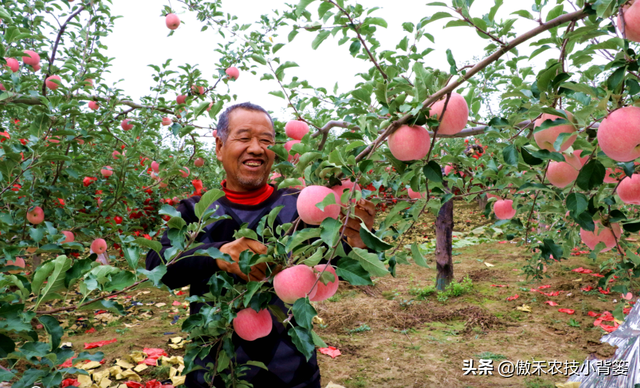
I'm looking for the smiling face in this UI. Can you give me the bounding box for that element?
[216,108,276,192]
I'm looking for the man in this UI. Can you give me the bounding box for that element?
[146,102,375,387]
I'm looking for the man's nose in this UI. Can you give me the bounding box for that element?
[247,138,265,154]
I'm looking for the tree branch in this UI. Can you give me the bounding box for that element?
[354,8,588,163]
[311,120,360,150]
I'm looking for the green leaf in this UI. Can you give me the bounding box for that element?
[607,67,626,92]
[423,161,443,182]
[194,102,210,118]
[194,246,233,262]
[446,48,457,74]
[34,255,72,310]
[623,221,640,233]
[359,222,392,251]
[335,258,372,285]
[489,0,503,21]
[275,61,299,80]
[539,239,563,260]
[566,193,588,216]
[311,330,328,348]
[576,160,605,191]
[238,250,256,275]
[521,147,543,165]
[352,86,372,105]
[288,326,315,361]
[287,228,322,252]
[39,315,63,350]
[421,12,452,25]
[502,144,518,165]
[292,297,317,330]
[251,54,267,65]
[134,238,162,253]
[311,30,331,50]
[137,265,167,288]
[320,217,341,247]
[302,247,326,266]
[296,0,316,16]
[0,333,15,358]
[315,193,337,212]
[348,247,389,277]
[364,17,388,28]
[195,189,225,219]
[410,243,429,268]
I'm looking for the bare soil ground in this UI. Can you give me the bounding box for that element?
[42,200,628,387]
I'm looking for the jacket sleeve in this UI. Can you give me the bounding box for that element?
[145,196,227,290]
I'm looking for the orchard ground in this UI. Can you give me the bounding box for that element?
[26,200,631,388]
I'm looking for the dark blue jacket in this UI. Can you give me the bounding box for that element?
[146,187,320,388]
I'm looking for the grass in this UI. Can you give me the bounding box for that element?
[347,324,371,334]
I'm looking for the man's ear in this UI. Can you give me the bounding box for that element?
[215,136,223,162]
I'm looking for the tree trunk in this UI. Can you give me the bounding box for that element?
[435,199,454,291]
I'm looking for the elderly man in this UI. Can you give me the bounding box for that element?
[146,102,375,388]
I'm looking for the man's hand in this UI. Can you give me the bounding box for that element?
[341,199,376,249]
[217,237,269,281]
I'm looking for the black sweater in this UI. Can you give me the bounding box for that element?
[146,187,320,388]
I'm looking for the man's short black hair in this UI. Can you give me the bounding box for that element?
[217,102,274,142]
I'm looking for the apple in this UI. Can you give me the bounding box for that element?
[112,150,121,159]
[84,79,94,88]
[194,157,205,167]
[162,117,172,126]
[191,85,205,95]
[533,111,576,152]
[408,188,426,199]
[387,125,431,161]
[100,166,113,178]
[0,83,5,91]
[604,167,624,183]
[61,231,74,243]
[565,150,589,170]
[121,119,133,131]
[4,57,19,72]
[428,92,469,135]
[45,75,61,90]
[285,120,310,140]
[233,308,272,341]
[598,106,640,162]
[32,64,41,71]
[580,222,621,252]
[151,161,160,173]
[493,199,516,220]
[617,174,640,204]
[176,95,187,104]
[297,185,341,225]
[166,13,180,30]
[547,161,579,188]
[22,50,40,66]
[114,216,123,225]
[88,101,99,110]
[310,264,339,302]
[26,206,44,224]
[91,238,107,254]
[273,265,318,303]
[331,180,361,205]
[618,0,640,42]
[180,167,190,178]
[444,165,454,175]
[212,129,218,137]
[226,66,240,80]
[5,257,25,274]
[284,140,301,163]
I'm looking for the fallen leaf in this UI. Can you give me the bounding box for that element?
[588,311,601,317]
[506,294,519,301]
[115,359,134,369]
[84,338,117,349]
[133,364,147,373]
[319,346,342,358]
[484,262,495,267]
[558,308,575,315]
[545,301,559,306]
[79,361,101,370]
[155,303,166,308]
[581,286,594,292]
[538,285,551,289]
[516,304,531,312]
[572,278,582,282]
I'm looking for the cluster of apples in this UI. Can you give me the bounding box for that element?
[233,264,339,341]
[283,120,309,163]
[387,92,469,161]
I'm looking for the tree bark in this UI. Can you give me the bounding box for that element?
[435,199,454,291]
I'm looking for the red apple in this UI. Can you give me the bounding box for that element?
[297,186,340,225]
[598,106,640,162]
[331,180,361,205]
[310,264,339,301]
[22,50,40,66]
[617,174,640,204]
[4,57,19,72]
[547,161,579,188]
[91,238,107,254]
[151,161,160,173]
[100,166,113,178]
[428,92,469,135]
[226,66,240,80]
[408,188,426,199]
[180,167,190,178]
[284,140,301,163]
[88,101,99,110]
[194,157,205,167]
[61,231,75,243]
[166,13,180,30]
[273,265,318,303]
[191,85,205,95]
[387,125,431,161]
[533,111,576,152]
[233,308,272,341]
[26,206,44,224]
[494,199,516,220]
[162,117,172,126]
[176,95,187,104]
[285,120,309,140]
[121,119,133,131]
[618,1,640,42]
[45,75,61,90]
[112,150,121,160]
[580,222,621,252]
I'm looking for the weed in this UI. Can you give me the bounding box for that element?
[150,365,171,380]
[347,324,371,334]
[474,351,507,360]
[568,318,581,328]
[115,328,130,335]
[438,276,473,302]
[409,285,437,299]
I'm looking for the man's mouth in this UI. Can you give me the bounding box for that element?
[243,160,264,167]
